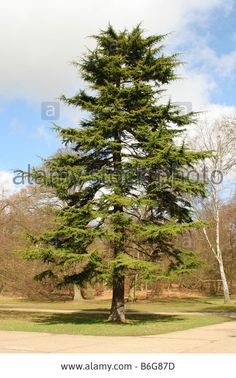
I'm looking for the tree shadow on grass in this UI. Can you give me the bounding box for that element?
[33,312,181,326]
[0,309,182,325]
[0,310,187,336]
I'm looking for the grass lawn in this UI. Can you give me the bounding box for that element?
[0,310,232,336]
[0,296,236,314]
[127,297,236,314]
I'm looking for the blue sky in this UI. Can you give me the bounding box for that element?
[182,8,236,106]
[0,100,59,171]
[0,0,236,194]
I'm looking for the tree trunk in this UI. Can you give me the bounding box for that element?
[73,284,84,301]
[86,282,94,299]
[215,200,231,303]
[128,276,136,302]
[218,258,230,303]
[109,103,127,323]
[108,270,127,323]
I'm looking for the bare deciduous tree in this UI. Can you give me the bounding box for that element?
[190,115,236,303]
[0,185,59,298]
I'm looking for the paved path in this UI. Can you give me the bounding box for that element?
[0,321,236,353]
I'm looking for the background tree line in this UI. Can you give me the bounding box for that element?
[1,117,236,301]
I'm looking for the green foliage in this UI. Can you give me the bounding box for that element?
[23,24,209,289]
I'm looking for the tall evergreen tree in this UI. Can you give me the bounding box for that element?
[24,25,208,322]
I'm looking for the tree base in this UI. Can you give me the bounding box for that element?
[108,310,129,324]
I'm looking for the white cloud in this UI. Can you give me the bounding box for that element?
[166,70,216,111]
[0,171,20,197]
[0,0,233,103]
[201,103,236,121]
[196,46,236,77]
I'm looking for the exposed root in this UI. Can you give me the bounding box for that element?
[108,312,129,324]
